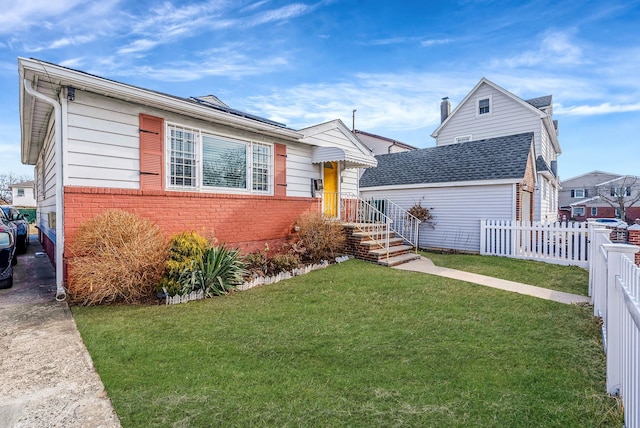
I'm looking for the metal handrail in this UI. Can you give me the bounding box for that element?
[322,192,421,260]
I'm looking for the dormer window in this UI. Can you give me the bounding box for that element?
[476,96,492,116]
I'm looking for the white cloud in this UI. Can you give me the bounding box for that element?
[555,102,640,116]
[246,73,471,130]
[0,0,88,34]
[420,38,452,47]
[489,30,585,69]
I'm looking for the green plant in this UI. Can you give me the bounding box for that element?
[295,212,346,263]
[244,250,269,277]
[269,253,301,273]
[67,209,167,305]
[180,245,247,296]
[159,232,209,296]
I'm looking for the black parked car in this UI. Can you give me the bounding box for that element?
[0,222,16,289]
[0,206,30,254]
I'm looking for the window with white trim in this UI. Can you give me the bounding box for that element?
[476,96,492,116]
[573,207,585,216]
[591,207,598,216]
[573,189,584,198]
[454,135,472,144]
[166,123,273,194]
[17,188,24,197]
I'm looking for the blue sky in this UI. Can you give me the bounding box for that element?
[1,0,639,181]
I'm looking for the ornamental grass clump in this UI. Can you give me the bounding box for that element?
[180,245,247,296]
[295,212,346,263]
[67,209,167,306]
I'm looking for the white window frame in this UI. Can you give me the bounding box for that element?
[165,122,274,195]
[591,207,598,216]
[573,207,585,217]
[476,95,492,117]
[454,135,472,144]
[574,189,585,198]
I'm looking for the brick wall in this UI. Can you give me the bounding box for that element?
[63,186,319,255]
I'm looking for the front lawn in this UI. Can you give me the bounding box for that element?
[423,251,589,296]
[73,260,620,427]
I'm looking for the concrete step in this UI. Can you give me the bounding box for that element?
[368,244,415,257]
[359,237,405,248]
[377,252,421,267]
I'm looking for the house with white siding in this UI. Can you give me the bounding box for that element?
[353,129,417,156]
[432,78,561,223]
[18,58,376,298]
[360,78,561,253]
[9,180,36,207]
[360,133,537,253]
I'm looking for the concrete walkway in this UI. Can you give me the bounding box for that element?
[393,256,591,305]
[0,238,120,428]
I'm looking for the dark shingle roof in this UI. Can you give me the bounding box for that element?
[360,133,533,188]
[526,95,552,109]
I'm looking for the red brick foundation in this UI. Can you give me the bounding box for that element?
[64,185,320,255]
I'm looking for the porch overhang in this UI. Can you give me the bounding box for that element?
[311,146,377,169]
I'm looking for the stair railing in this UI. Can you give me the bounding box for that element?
[362,196,422,253]
[323,192,391,261]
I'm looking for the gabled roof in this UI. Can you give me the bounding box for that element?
[431,78,547,138]
[360,132,533,188]
[298,120,377,168]
[353,130,417,150]
[525,95,552,109]
[9,181,34,189]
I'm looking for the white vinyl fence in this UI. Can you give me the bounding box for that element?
[480,220,589,267]
[589,227,640,428]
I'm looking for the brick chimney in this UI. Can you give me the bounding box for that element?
[440,97,451,123]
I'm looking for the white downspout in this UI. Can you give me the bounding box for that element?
[23,79,66,301]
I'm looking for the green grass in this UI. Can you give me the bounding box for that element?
[423,251,589,296]
[73,260,620,427]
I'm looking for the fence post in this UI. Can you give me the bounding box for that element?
[590,227,611,304]
[602,243,640,396]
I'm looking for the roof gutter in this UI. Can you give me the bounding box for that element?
[22,78,66,301]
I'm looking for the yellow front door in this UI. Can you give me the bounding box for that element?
[323,162,338,217]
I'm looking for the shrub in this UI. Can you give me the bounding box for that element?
[180,245,247,296]
[407,203,433,222]
[295,212,346,263]
[270,253,301,273]
[159,232,209,296]
[244,250,269,277]
[67,209,167,306]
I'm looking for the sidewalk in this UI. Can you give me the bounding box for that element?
[393,256,591,305]
[0,237,120,428]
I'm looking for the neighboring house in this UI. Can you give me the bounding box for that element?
[10,180,36,207]
[353,130,417,156]
[562,171,640,222]
[431,78,561,222]
[19,58,376,296]
[360,133,537,253]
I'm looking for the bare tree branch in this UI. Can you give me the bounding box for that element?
[592,176,640,221]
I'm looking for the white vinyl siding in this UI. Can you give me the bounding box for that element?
[436,84,541,150]
[63,90,311,195]
[66,91,143,188]
[360,184,514,253]
[35,115,57,243]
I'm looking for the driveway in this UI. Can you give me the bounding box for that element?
[0,237,120,428]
